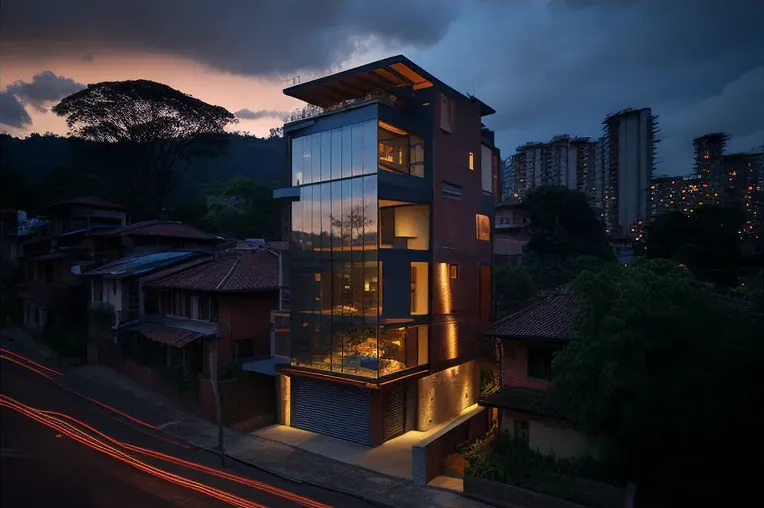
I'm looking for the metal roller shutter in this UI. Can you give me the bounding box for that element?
[290,377,371,446]
[383,383,406,442]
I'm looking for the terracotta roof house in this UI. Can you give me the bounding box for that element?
[479,288,600,460]
[99,250,281,428]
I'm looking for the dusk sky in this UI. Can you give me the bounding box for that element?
[2,0,763,176]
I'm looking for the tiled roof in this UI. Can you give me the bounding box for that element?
[118,316,217,348]
[484,288,579,340]
[83,251,198,278]
[94,220,223,242]
[148,251,279,293]
[144,327,203,348]
[46,196,125,210]
[479,387,568,420]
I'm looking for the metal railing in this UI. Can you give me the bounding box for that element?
[284,91,399,124]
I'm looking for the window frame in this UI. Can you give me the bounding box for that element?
[527,346,554,380]
[475,214,491,241]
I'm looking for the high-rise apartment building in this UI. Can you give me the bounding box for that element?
[601,108,658,236]
[721,152,764,238]
[693,132,728,202]
[509,135,601,209]
[649,175,705,217]
[271,55,498,446]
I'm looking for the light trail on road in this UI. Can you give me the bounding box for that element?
[0,348,62,376]
[0,394,267,508]
[0,393,334,508]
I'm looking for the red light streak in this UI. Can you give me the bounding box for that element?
[0,396,266,508]
[0,354,55,379]
[0,395,334,508]
[0,348,63,376]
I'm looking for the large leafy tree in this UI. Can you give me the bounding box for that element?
[204,175,280,240]
[642,204,746,286]
[551,259,763,505]
[53,80,237,218]
[522,186,612,263]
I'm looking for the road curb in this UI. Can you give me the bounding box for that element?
[165,433,393,508]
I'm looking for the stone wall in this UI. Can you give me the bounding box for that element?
[416,359,478,431]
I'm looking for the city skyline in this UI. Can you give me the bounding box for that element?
[1,0,762,177]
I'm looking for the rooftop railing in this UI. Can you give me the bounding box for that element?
[284,91,399,124]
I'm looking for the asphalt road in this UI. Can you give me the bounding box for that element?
[0,345,378,508]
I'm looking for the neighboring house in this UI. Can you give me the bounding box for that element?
[479,289,600,460]
[140,250,280,372]
[82,251,203,328]
[87,220,225,265]
[271,55,499,446]
[494,201,529,266]
[16,196,127,333]
[16,196,223,335]
[97,250,281,428]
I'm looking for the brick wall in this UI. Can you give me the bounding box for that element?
[218,292,278,363]
[501,340,552,390]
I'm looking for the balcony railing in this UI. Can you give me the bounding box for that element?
[284,91,400,124]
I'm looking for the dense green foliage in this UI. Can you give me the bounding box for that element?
[522,186,613,263]
[641,205,749,286]
[550,259,763,506]
[204,175,281,240]
[1,132,285,239]
[464,430,616,501]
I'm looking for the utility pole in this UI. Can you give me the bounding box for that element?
[209,340,224,467]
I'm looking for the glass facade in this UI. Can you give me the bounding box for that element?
[289,118,430,379]
[292,120,377,186]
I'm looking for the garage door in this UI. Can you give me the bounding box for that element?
[290,377,371,446]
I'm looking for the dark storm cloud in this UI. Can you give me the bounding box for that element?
[412,0,764,174]
[5,71,86,112]
[2,0,457,77]
[0,92,33,129]
[235,109,289,121]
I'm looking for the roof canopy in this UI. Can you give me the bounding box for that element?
[284,54,495,116]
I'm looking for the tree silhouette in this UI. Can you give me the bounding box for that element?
[53,80,237,218]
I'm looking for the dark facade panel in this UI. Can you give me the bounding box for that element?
[290,377,371,445]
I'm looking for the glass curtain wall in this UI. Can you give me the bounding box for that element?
[290,120,384,378]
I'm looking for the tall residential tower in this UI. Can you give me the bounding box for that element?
[601,108,658,236]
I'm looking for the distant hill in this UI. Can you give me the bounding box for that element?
[0,133,287,194]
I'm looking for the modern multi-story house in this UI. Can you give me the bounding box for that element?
[601,108,658,237]
[272,55,499,446]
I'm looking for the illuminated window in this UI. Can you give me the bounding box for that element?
[475,214,490,241]
[410,262,429,315]
[449,264,458,279]
[468,152,474,171]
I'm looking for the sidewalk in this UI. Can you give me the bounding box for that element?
[1,325,490,508]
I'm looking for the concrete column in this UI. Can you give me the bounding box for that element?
[275,373,290,426]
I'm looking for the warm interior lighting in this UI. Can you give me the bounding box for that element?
[410,262,429,315]
[438,263,452,315]
[475,214,490,241]
[468,152,474,170]
[378,121,408,136]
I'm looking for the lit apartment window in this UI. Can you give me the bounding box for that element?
[475,214,490,241]
[449,264,458,279]
[468,152,474,171]
[410,262,429,315]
